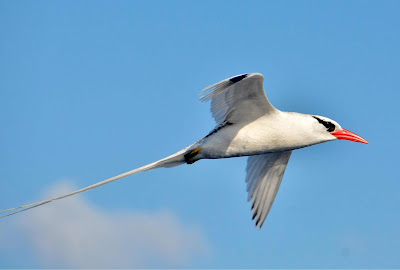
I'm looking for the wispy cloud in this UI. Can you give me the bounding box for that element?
[0,181,209,268]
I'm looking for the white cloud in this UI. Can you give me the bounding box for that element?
[1,181,209,268]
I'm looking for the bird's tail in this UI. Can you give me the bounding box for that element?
[0,146,193,219]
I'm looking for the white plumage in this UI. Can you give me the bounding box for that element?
[246,151,292,228]
[0,73,368,228]
[201,73,275,125]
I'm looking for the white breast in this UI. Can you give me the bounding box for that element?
[199,111,333,159]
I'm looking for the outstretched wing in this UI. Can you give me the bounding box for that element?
[201,73,276,125]
[246,151,292,228]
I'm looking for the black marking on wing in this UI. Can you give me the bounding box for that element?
[313,116,335,132]
[204,121,233,138]
[251,201,263,227]
[229,74,248,84]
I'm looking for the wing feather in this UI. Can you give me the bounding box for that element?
[246,151,292,228]
[201,73,276,125]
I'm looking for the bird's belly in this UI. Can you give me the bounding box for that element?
[226,128,294,156]
[199,124,295,159]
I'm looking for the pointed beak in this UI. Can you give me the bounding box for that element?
[331,128,369,144]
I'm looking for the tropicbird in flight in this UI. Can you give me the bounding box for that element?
[0,73,369,228]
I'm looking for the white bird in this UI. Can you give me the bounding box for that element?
[0,73,369,228]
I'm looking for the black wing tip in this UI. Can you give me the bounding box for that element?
[251,202,265,229]
[229,74,248,84]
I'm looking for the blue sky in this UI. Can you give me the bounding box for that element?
[0,0,399,268]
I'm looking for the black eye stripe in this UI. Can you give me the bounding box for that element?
[312,116,335,132]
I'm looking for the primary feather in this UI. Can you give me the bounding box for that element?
[201,73,276,125]
[1,72,368,228]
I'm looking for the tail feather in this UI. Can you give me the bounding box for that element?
[0,147,190,219]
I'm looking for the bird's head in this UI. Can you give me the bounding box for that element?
[311,115,369,144]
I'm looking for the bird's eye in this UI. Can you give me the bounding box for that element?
[312,116,335,132]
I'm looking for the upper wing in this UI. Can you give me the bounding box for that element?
[246,151,292,228]
[200,73,276,125]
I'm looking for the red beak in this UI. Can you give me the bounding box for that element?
[331,129,369,144]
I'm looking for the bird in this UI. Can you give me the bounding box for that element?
[0,73,369,228]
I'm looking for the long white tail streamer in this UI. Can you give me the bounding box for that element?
[0,148,189,219]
